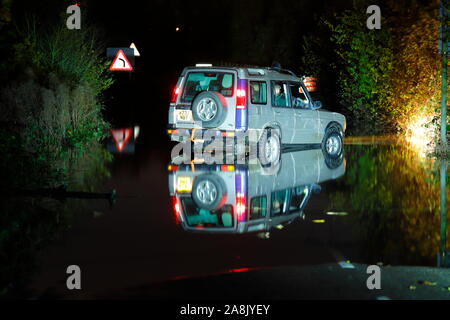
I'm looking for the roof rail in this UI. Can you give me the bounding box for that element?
[214,61,261,68]
[267,67,298,77]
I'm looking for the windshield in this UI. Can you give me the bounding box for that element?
[181,71,234,102]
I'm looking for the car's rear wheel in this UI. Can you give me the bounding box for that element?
[258,129,281,168]
[192,174,227,211]
[192,91,227,128]
[322,126,343,159]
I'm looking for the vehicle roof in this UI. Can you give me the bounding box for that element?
[181,65,302,82]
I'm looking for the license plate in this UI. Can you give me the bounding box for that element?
[176,176,192,192]
[176,110,193,122]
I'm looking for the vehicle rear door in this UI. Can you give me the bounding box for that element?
[174,69,238,130]
[270,81,295,144]
[248,80,269,131]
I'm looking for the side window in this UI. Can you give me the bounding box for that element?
[270,189,290,216]
[290,82,310,109]
[289,186,308,213]
[250,196,267,220]
[271,81,290,108]
[250,81,267,104]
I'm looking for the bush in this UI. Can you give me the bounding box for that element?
[13,17,113,95]
[0,17,113,189]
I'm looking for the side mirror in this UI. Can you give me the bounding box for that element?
[311,101,322,110]
[311,184,322,194]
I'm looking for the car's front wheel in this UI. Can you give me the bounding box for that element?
[258,129,281,168]
[322,126,343,158]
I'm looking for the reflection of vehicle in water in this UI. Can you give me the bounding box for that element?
[107,126,140,154]
[168,148,345,234]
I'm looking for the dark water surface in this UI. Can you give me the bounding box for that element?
[26,132,449,298]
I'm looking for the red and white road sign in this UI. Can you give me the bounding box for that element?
[109,49,133,71]
[111,128,133,152]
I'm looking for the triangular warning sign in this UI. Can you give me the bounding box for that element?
[130,42,140,57]
[111,128,133,152]
[109,49,133,71]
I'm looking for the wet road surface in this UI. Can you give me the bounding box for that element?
[24,130,450,299]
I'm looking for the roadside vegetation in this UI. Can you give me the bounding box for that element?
[302,0,446,156]
[0,4,113,297]
[327,143,449,266]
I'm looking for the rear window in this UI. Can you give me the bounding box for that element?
[181,198,234,228]
[250,195,267,220]
[181,72,234,103]
[270,189,290,216]
[250,81,267,104]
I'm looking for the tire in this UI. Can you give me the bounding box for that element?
[192,174,227,211]
[191,91,228,128]
[258,129,281,168]
[321,126,344,160]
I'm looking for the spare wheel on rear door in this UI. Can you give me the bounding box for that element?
[192,91,228,128]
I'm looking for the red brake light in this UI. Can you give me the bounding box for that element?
[236,80,247,109]
[171,195,181,224]
[171,86,181,104]
[235,193,247,221]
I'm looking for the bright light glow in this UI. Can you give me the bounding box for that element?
[404,112,436,157]
[195,63,212,67]
[312,219,326,223]
[236,89,246,97]
[175,27,180,31]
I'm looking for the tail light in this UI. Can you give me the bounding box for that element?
[221,165,235,172]
[236,79,247,109]
[171,86,181,104]
[236,79,248,130]
[236,193,247,221]
[167,164,179,171]
[235,171,247,222]
[171,195,181,224]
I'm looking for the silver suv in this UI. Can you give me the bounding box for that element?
[168,147,345,234]
[168,64,346,161]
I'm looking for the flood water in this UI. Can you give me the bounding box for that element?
[19,130,450,298]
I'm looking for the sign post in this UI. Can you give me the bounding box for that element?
[439,160,448,267]
[440,0,448,145]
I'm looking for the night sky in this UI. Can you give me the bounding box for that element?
[9,0,346,138]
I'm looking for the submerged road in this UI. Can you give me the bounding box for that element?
[26,132,450,299]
